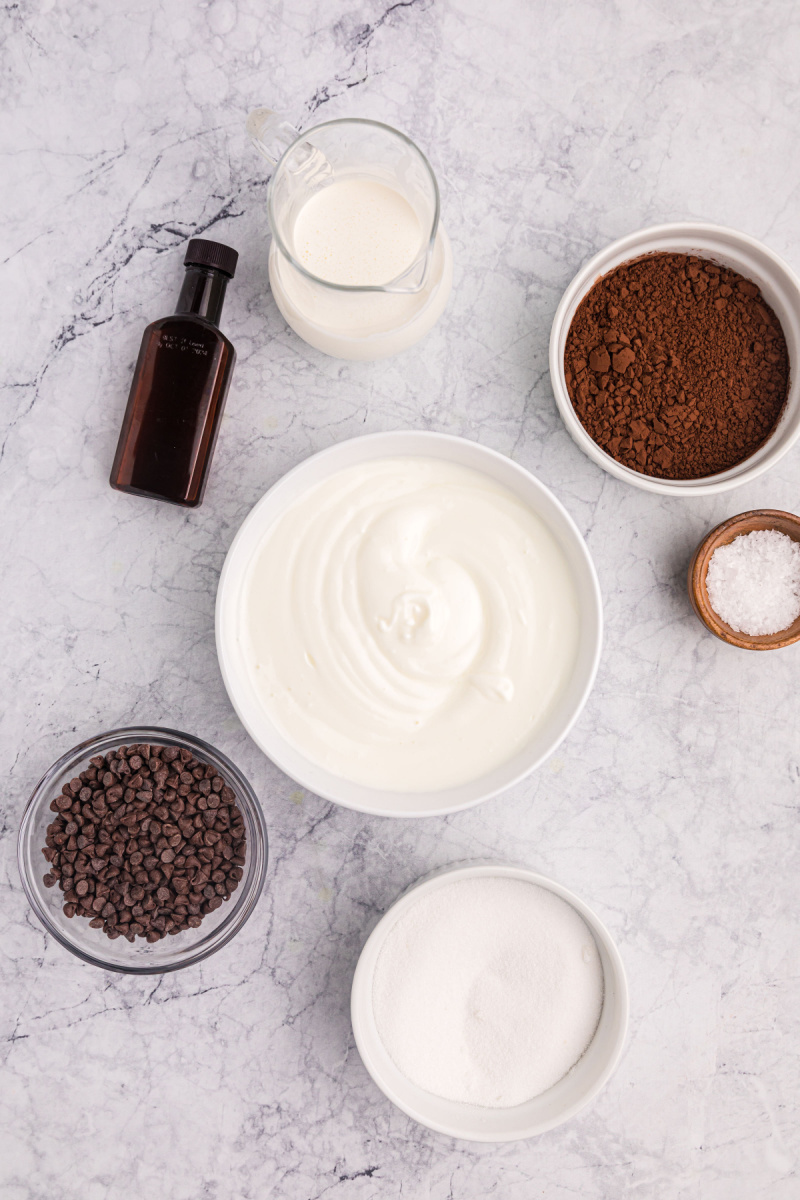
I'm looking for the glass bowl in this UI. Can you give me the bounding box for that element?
[17,726,268,974]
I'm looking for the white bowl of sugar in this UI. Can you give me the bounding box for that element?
[350,862,628,1141]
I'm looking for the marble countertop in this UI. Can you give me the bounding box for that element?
[2,0,799,1196]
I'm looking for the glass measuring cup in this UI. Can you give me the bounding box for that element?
[247,111,453,360]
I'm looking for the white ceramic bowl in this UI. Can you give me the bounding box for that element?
[350,862,629,1141]
[215,432,602,818]
[549,222,800,496]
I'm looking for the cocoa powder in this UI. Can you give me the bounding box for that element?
[564,252,789,479]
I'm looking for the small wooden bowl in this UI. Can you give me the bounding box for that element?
[688,509,800,650]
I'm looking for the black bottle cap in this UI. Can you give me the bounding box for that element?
[184,238,238,279]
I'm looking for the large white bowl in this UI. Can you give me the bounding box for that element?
[215,431,602,818]
[350,862,629,1141]
[549,222,800,496]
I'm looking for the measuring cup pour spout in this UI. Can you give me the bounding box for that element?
[381,242,434,295]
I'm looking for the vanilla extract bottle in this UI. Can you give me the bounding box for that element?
[110,238,238,507]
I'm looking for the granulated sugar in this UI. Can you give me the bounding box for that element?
[706,529,800,636]
[372,876,604,1108]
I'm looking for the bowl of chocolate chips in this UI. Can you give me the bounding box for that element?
[550,222,800,496]
[17,727,268,973]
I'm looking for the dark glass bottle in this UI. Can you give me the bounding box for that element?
[110,238,238,507]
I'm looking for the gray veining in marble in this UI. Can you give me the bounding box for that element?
[2,0,800,1196]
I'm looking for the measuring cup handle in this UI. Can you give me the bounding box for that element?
[246,108,300,167]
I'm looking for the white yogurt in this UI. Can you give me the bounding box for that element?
[238,458,580,792]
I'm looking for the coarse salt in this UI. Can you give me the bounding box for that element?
[706,528,800,636]
[372,876,604,1109]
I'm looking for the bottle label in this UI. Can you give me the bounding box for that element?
[159,331,210,357]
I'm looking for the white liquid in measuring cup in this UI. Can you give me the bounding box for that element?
[269,178,453,360]
[293,179,423,286]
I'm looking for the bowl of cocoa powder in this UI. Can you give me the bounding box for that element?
[550,223,800,495]
[17,726,268,973]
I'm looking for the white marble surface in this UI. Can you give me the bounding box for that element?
[2,0,800,1195]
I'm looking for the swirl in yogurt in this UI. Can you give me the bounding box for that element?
[240,458,580,792]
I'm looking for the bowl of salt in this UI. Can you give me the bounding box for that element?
[350,862,628,1142]
[689,509,800,650]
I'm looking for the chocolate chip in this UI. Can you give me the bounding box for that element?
[42,743,247,943]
